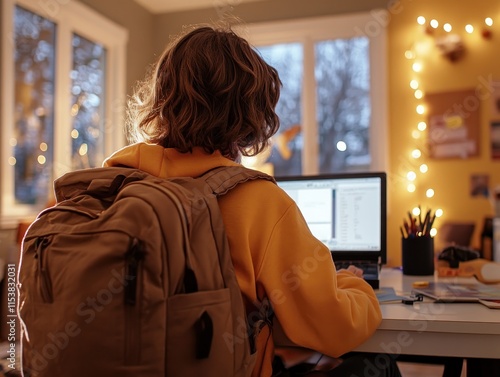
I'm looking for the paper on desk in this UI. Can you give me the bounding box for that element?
[375,287,404,303]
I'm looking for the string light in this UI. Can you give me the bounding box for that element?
[411,149,422,159]
[405,15,468,229]
[405,50,415,59]
[485,17,493,27]
[336,141,347,151]
[79,143,88,156]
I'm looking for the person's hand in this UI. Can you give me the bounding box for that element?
[345,265,364,277]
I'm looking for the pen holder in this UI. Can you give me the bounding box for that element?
[402,236,435,276]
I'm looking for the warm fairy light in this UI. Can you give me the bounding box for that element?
[412,149,422,158]
[485,18,493,27]
[415,89,423,99]
[79,143,88,156]
[10,138,17,147]
[405,50,415,59]
[416,104,425,114]
[71,129,79,139]
[407,183,416,192]
[412,130,421,139]
[430,19,439,28]
[417,121,427,131]
[412,207,421,216]
[8,157,16,166]
[430,228,438,237]
[40,142,48,152]
[412,62,423,72]
[420,164,428,173]
[417,16,426,25]
[37,155,46,165]
[443,23,452,32]
[35,107,45,117]
[465,24,474,33]
[426,188,435,198]
[407,171,417,181]
[71,104,79,116]
[435,208,443,217]
[410,80,419,89]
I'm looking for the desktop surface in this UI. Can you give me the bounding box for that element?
[355,268,500,359]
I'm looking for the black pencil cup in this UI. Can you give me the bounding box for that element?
[402,236,435,276]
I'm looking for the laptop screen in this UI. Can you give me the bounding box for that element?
[276,172,387,264]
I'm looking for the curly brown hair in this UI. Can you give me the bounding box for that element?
[126,24,282,160]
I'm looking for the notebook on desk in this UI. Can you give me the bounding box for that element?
[412,281,500,306]
[276,172,387,289]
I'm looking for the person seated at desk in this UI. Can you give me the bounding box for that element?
[106,23,402,376]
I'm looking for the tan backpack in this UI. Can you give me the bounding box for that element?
[18,165,275,377]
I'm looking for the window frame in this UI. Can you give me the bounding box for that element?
[239,12,388,175]
[1,0,128,227]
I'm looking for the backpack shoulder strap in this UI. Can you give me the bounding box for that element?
[200,166,275,196]
[198,165,276,353]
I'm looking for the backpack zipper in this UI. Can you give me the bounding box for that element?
[124,238,144,305]
[124,238,144,364]
[35,236,53,303]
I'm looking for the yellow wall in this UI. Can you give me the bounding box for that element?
[387,0,500,265]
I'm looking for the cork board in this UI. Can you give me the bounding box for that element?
[426,89,480,159]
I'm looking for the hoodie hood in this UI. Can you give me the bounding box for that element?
[103,142,239,178]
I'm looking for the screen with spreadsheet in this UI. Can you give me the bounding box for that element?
[276,172,387,263]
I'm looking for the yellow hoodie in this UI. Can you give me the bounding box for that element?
[103,142,382,377]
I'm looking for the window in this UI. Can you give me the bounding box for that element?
[1,0,128,226]
[240,13,388,176]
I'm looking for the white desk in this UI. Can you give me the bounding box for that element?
[354,268,500,359]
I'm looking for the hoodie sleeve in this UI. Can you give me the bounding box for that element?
[256,203,382,357]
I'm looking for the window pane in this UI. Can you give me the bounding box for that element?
[71,33,107,169]
[315,37,371,173]
[257,44,303,176]
[13,6,56,205]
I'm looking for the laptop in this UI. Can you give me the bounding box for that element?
[276,172,387,289]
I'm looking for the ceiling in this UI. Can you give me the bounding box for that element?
[133,0,269,14]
